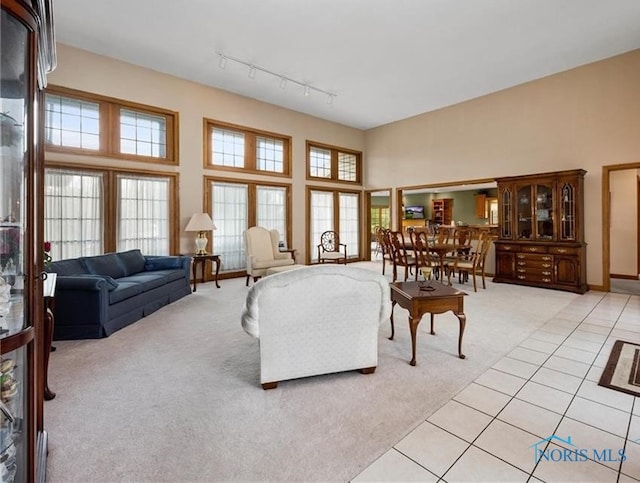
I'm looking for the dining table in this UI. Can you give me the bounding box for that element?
[428,242,459,284]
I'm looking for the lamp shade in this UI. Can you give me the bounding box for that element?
[185,213,216,232]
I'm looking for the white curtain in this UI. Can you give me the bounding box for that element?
[256,186,286,244]
[339,192,360,259]
[310,191,334,262]
[44,169,103,260]
[117,174,170,255]
[212,182,248,271]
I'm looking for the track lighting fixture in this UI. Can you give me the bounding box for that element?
[216,52,336,104]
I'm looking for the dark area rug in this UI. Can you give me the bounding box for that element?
[599,340,640,397]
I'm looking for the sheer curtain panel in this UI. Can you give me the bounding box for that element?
[117,175,170,255]
[44,169,103,259]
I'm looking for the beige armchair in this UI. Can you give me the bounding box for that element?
[244,227,294,286]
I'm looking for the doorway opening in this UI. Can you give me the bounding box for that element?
[604,163,640,295]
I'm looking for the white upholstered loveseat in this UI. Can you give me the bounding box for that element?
[241,265,391,389]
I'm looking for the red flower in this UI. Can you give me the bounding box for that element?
[44,241,51,252]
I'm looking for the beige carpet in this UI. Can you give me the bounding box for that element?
[44,262,579,482]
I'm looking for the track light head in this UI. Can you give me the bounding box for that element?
[218,55,227,69]
[248,66,256,79]
[279,77,287,90]
[304,85,310,96]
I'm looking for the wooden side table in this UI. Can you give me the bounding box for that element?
[389,281,467,366]
[279,248,297,263]
[188,254,221,291]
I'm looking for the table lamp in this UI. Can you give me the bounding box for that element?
[185,213,216,255]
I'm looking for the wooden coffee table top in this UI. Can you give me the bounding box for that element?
[390,281,467,299]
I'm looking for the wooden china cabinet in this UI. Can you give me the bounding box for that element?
[1,0,55,481]
[493,169,588,294]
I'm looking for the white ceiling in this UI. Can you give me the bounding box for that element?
[52,0,640,130]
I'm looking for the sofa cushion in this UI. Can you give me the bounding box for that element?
[117,273,167,291]
[117,249,147,276]
[108,281,144,305]
[83,253,126,279]
[144,256,184,271]
[48,258,89,276]
[145,269,185,283]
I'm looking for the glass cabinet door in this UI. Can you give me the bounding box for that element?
[559,181,576,241]
[499,187,513,239]
[1,7,34,483]
[535,183,554,240]
[516,185,532,240]
[0,347,28,482]
[0,8,29,339]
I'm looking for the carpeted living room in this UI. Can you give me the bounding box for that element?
[3,0,640,482]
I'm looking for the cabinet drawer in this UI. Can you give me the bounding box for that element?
[515,259,553,269]
[520,245,548,254]
[496,244,516,252]
[549,246,580,256]
[515,273,553,283]
[516,267,553,277]
[515,253,553,262]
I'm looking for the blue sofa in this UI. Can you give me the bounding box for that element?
[47,249,192,340]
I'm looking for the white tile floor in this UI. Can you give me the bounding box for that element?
[354,290,640,482]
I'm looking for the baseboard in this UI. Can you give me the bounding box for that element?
[588,284,606,292]
[610,274,639,280]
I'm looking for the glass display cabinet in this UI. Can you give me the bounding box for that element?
[1,0,55,481]
[494,169,587,294]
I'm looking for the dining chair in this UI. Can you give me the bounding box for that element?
[376,228,393,275]
[449,231,494,291]
[388,231,418,282]
[409,231,439,281]
[444,227,474,280]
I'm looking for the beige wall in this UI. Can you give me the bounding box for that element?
[47,44,640,286]
[610,169,638,276]
[365,49,640,287]
[47,44,365,261]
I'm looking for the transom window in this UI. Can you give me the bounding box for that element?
[309,146,331,178]
[44,94,100,150]
[306,141,361,184]
[44,86,178,164]
[120,109,167,158]
[212,127,245,168]
[205,119,291,177]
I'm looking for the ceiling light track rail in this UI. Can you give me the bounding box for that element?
[216,52,336,105]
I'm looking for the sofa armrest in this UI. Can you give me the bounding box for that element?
[53,275,111,326]
[56,274,116,291]
[144,255,191,278]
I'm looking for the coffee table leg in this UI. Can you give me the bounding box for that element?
[389,301,396,340]
[430,313,435,335]
[409,315,419,366]
[456,312,466,359]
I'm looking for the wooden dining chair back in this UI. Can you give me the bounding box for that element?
[449,231,493,291]
[435,226,451,244]
[388,231,417,282]
[376,228,393,275]
[410,231,438,281]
